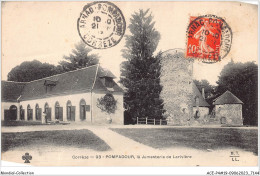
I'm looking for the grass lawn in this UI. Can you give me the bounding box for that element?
[111,127,258,155]
[1,120,69,126]
[2,129,111,152]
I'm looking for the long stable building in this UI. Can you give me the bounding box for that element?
[1,65,124,124]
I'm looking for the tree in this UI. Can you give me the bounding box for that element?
[97,93,117,114]
[97,93,117,123]
[216,61,258,126]
[194,79,215,98]
[7,41,99,82]
[59,41,99,72]
[120,9,164,124]
[7,60,59,82]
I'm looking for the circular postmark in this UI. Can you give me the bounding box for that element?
[77,1,126,49]
[186,14,232,63]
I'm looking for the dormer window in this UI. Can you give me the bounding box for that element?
[100,77,114,88]
[44,80,57,86]
[44,79,57,93]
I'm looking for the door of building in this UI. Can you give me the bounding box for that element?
[9,105,17,121]
[55,107,63,121]
[80,105,86,120]
[67,106,76,121]
[46,108,52,121]
[80,99,86,121]
[20,109,25,120]
[28,109,33,120]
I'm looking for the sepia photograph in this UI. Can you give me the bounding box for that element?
[1,0,258,175]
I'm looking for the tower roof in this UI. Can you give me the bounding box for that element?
[213,90,243,105]
[192,82,210,107]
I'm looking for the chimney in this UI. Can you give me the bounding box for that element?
[202,88,205,99]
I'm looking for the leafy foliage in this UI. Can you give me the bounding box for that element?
[216,61,258,125]
[7,41,99,82]
[97,94,117,115]
[59,41,99,72]
[7,60,60,82]
[194,79,215,98]
[120,9,164,123]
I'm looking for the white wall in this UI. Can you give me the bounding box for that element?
[20,92,92,122]
[1,102,20,121]
[3,91,124,125]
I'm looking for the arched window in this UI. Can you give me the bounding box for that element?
[20,105,25,120]
[44,103,49,112]
[35,104,39,120]
[35,104,41,121]
[55,101,60,108]
[44,103,51,121]
[80,99,86,121]
[8,105,17,121]
[27,104,33,120]
[67,100,72,107]
[55,101,63,121]
[80,99,86,105]
[9,105,17,111]
[67,100,75,121]
[67,101,72,121]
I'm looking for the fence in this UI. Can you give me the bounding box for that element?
[136,117,167,125]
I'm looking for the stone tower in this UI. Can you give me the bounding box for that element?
[160,49,194,125]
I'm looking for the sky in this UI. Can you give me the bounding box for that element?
[1,1,258,85]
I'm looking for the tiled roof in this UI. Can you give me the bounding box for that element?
[19,65,97,100]
[98,67,116,78]
[1,81,27,102]
[1,65,124,101]
[192,82,210,107]
[213,90,243,105]
[93,66,124,92]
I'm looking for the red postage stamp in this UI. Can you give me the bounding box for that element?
[186,15,232,62]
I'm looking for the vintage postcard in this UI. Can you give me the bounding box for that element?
[1,0,258,175]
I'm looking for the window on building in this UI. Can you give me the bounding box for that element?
[20,105,25,120]
[27,105,33,120]
[55,101,63,121]
[35,104,42,121]
[67,100,75,121]
[80,99,86,121]
[44,103,51,121]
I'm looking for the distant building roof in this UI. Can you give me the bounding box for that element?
[2,65,124,102]
[1,81,27,102]
[213,90,243,105]
[192,82,210,107]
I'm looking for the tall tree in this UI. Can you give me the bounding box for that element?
[7,60,59,82]
[216,61,258,125]
[59,41,99,72]
[194,79,215,98]
[120,9,164,123]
